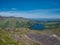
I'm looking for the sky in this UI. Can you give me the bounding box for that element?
[0,0,60,19]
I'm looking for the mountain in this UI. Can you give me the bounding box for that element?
[0,16,60,29]
[31,18,60,22]
[0,16,60,45]
[0,16,38,28]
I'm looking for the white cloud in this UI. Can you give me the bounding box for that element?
[0,9,60,19]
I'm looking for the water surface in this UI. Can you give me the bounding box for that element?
[30,24,45,30]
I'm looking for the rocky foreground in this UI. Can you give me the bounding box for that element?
[25,33,60,45]
[0,28,60,45]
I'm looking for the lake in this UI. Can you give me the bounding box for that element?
[30,24,45,30]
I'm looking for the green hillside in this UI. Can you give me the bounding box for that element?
[0,16,60,45]
[0,16,37,28]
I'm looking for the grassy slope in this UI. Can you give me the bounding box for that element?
[0,28,41,45]
[0,17,60,45]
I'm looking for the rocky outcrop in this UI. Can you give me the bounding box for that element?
[26,33,60,45]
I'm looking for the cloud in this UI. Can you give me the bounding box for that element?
[0,9,60,19]
[11,8,16,10]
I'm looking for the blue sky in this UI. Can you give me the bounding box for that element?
[0,0,60,18]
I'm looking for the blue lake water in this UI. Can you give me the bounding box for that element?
[30,24,45,30]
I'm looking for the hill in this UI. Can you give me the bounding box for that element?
[0,16,60,45]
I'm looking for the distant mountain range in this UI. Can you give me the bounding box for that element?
[31,18,60,22]
[0,16,60,22]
